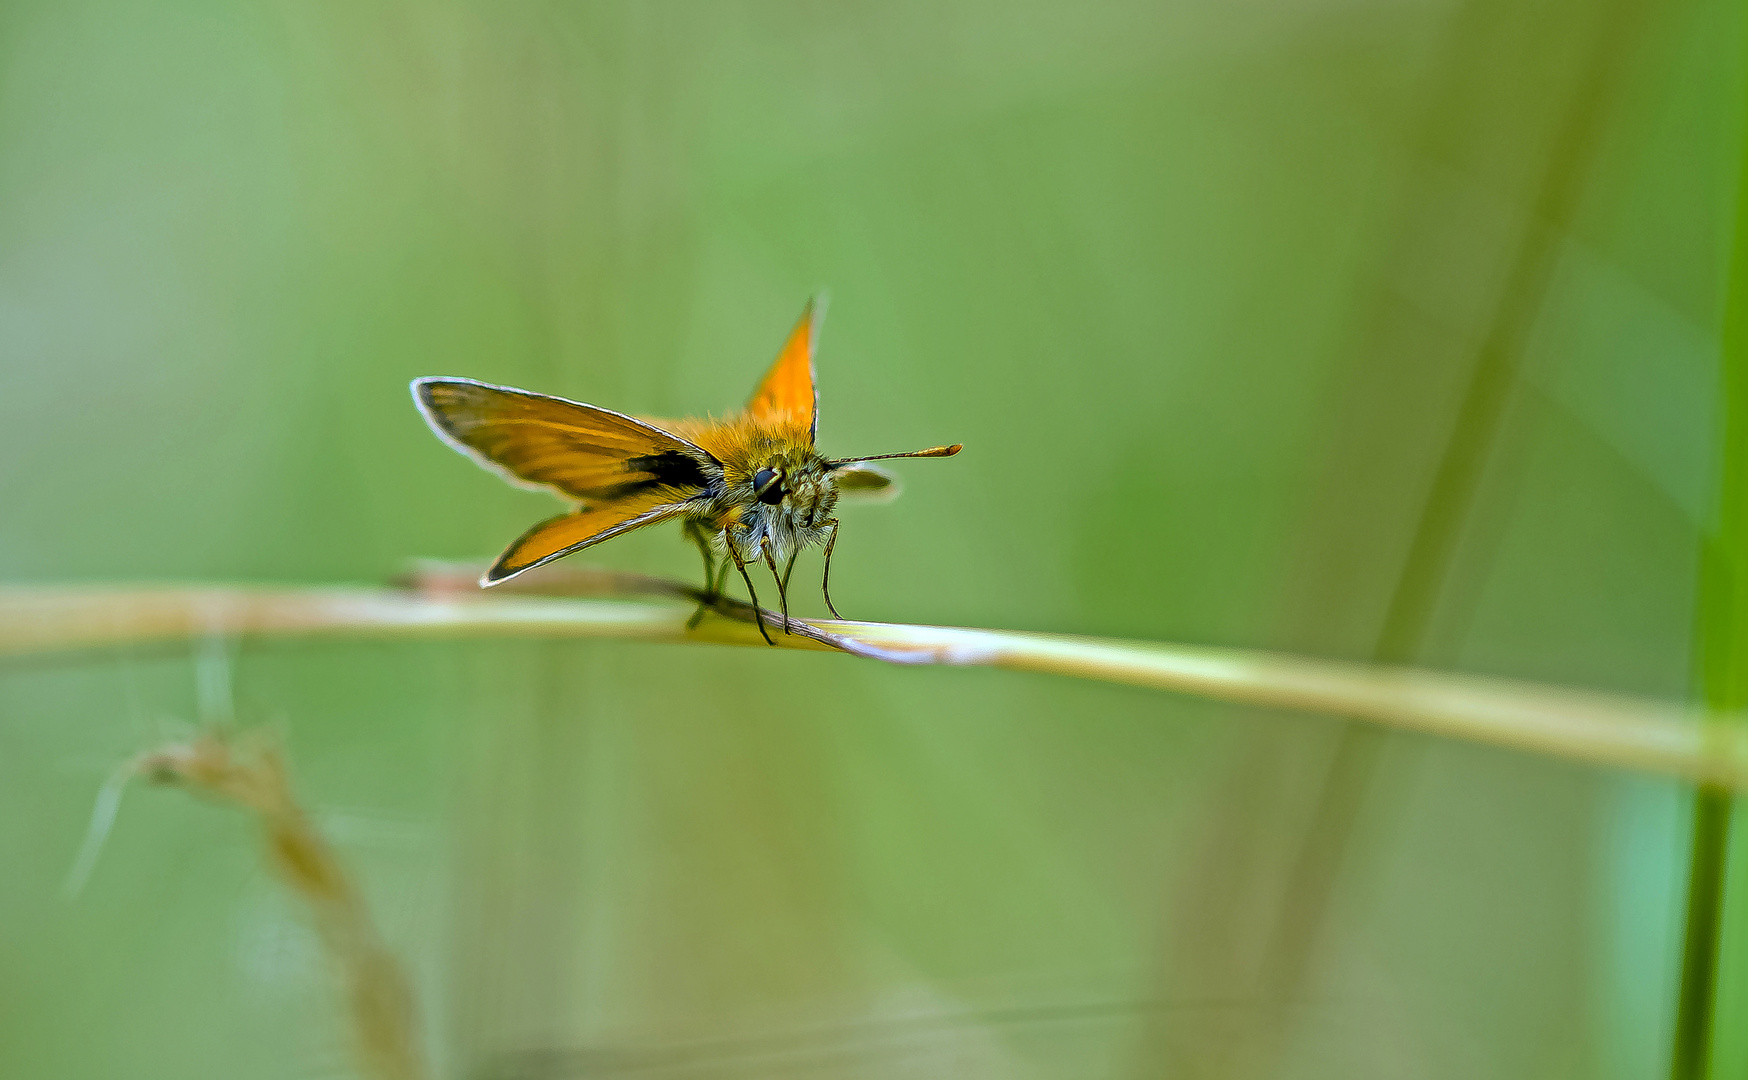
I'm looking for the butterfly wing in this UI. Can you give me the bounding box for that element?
[413,377,720,503]
[831,462,900,504]
[487,499,690,583]
[413,377,722,586]
[744,298,822,443]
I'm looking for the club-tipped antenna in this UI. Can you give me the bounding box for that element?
[826,444,962,467]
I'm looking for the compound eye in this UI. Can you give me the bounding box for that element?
[753,467,785,505]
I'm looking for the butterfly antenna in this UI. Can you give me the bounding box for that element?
[826,444,962,467]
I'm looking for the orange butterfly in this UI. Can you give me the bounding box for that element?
[412,299,961,643]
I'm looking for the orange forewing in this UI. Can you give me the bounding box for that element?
[488,498,689,583]
[414,378,715,501]
[744,299,820,443]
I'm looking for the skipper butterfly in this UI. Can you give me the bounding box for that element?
[412,299,960,642]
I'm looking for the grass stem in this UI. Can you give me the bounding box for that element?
[1669,38,1748,1076]
[5,574,1748,792]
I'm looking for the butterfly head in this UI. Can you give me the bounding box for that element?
[743,446,839,539]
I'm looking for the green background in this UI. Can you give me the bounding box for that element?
[1,0,1742,1076]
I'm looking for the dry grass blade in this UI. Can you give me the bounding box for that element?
[110,733,426,1080]
[4,572,1745,792]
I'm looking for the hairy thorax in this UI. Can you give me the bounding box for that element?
[659,415,840,562]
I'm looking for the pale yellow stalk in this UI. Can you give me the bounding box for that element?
[4,578,1742,791]
[124,732,425,1080]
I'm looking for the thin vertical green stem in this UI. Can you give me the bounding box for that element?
[1671,36,1748,1080]
[1255,0,1648,1035]
[1673,790,1732,1079]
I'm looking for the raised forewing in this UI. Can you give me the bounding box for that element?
[744,298,821,442]
[413,377,719,503]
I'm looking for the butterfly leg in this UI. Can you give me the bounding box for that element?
[761,547,791,635]
[683,519,719,591]
[819,519,844,620]
[682,519,719,629]
[729,540,775,646]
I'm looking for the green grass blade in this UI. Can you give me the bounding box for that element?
[1670,43,1748,1080]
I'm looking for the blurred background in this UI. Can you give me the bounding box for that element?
[1,0,1742,1076]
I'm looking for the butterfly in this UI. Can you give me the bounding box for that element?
[412,299,961,643]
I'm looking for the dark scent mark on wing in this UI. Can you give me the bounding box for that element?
[626,450,712,489]
[593,450,719,501]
